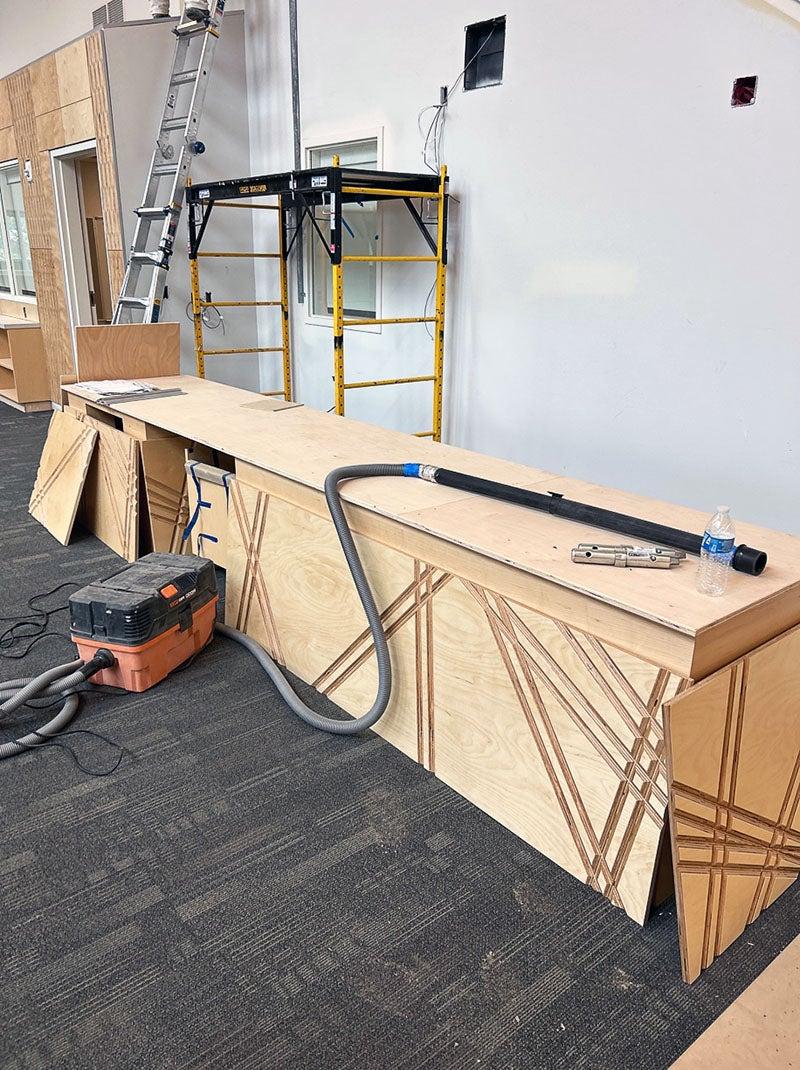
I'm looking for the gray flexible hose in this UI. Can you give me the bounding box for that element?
[0,660,86,759]
[217,463,407,735]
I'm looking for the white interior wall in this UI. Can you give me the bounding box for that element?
[3,0,799,533]
[246,0,800,534]
[104,11,257,388]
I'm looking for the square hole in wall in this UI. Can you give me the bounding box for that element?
[732,75,758,107]
[464,16,506,91]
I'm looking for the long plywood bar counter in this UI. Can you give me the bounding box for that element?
[60,376,800,982]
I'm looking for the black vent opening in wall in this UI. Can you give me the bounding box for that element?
[464,16,506,91]
[732,75,758,107]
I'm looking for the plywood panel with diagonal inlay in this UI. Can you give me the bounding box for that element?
[28,411,97,545]
[140,438,190,554]
[79,415,139,561]
[226,475,688,924]
[665,622,800,982]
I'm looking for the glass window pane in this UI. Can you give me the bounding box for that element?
[308,139,379,318]
[0,164,35,296]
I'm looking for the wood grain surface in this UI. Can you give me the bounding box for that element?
[226,476,688,925]
[665,623,800,982]
[28,411,97,544]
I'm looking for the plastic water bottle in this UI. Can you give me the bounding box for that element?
[696,506,735,596]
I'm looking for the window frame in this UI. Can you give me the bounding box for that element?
[0,158,36,302]
[302,129,384,334]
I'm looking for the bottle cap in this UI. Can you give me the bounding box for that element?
[717,505,730,513]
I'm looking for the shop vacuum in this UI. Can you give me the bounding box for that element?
[0,463,769,762]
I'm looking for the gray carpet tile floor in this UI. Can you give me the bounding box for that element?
[0,402,798,1069]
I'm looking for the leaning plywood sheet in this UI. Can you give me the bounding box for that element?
[226,475,688,925]
[140,438,190,554]
[664,622,800,983]
[28,411,97,544]
[75,323,180,382]
[80,415,139,561]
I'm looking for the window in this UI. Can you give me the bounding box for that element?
[0,162,35,298]
[307,138,379,320]
[464,16,506,91]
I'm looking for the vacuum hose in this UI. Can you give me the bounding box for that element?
[0,651,115,760]
[423,466,768,576]
[217,459,769,738]
[217,463,407,735]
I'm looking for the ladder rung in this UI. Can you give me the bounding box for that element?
[117,297,148,309]
[130,252,164,265]
[152,164,180,177]
[343,375,436,390]
[136,206,173,219]
[175,21,208,37]
[202,347,284,355]
[161,116,191,131]
[171,69,199,86]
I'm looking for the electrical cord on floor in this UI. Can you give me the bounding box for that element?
[0,582,81,659]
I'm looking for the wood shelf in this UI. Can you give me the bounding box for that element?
[0,323,50,410]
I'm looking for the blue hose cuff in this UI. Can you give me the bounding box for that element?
[403,463,422,477]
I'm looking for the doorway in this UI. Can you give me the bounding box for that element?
[52,141,114,364]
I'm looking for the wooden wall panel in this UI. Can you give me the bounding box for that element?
[0,78,12,129]
[29,54,60,116]
[86,32,125,296]
[3,31,126,400]
[226,478,688,926]
[0,127,15,162]
[55,39,92,106]
[665,623,800,982]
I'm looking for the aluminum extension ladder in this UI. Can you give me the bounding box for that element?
[112,0,225,323]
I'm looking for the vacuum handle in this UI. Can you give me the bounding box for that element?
[429,468,767,576]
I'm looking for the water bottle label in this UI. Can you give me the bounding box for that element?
[702,534,735,556]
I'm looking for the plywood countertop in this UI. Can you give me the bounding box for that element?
[64,376,800,662]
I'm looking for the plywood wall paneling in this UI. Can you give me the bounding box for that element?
[29,411,97,544]
[0,127,16,161]
[35,98,94,151]
[55,38,92,106]
[31,250,74,398]
[29,54,60,116]
[4,32,127,400]
[75,323,181,380]
[86,33,124,267]
[226,477,688,925]
[0,78,12,129]
[665,623,800,982]
[79,414,139,561]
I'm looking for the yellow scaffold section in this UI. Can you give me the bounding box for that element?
[186,161,450,437]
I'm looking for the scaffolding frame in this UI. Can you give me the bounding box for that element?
[187,161,449,438]
[187,181,293,399]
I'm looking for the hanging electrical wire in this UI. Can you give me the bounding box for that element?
[417,25,501,173]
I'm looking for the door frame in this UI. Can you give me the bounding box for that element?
[51,139,101,367]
